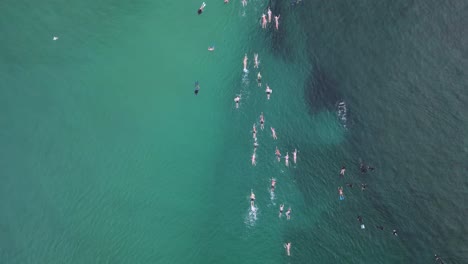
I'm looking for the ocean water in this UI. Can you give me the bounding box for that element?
[0,0,467,263]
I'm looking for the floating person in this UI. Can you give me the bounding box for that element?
[361,183,367,191]
[340,166,346,177]
[257,72,262,87]
[279,204,284,217]
[267,7,272,23]
[251,151,256,166]
[376,225,384,230]
[293,149,297,164]
[265,84,272,100]
[243,54,248,72]
[357,216,365,229]
[250,190,255,208]
[252,123,257,140]
[208,45,215,51]
[274,15,280,30]
[392,229,398,236]
[254,53,259,68]
[338,186,345,200]
[241,0,247,7]
[271,127,277,139]
[284,242,291,256]
[224,0,229,3]
[198,2,206,14]
[261,14,267,29]
[234,96,240,108]
[271,178,276,191]
[286,207,291,220]
[285,152,289,167]
[275,147,281,162]
[259,112,265,130]
[194,81,200,95]
[53,36,59,41]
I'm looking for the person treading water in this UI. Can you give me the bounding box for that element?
[284,242,291,256]
[267,7,272,23]
[194,81,200,95]
[275,147,281,162]
[243,54,248,72]
[274,15,280,30]
[279,204,284,217]
[285,152,289,167]
[250,190,255,208]
[265,84,272,100]
[254,53,259,68]
[261,14,267,29]
[271,127,277,139]
[234,96,240,108]
[257,72,262,87]
[259,112,265,130]
[293,149,297,164]
[198,2,206,14]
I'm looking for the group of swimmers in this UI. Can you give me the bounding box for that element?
[261,7,280,30]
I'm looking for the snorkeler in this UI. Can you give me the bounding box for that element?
[267,7,272,23]
[284,242,291,256]
[271,127,277,139]
[293,149,297,164]
[286,207,291,220]
[198,2,206,14]
[261,14,267,29]
[275,147,281,162]
[340,166,346,177]
[260,112,265,130]
[234,96,240,108]
[271,178,276,191]
[194,81,200,95]
[279,204,284,217]
[243,54,248,72]
[285,152,289,167]
[274,15,280,30]
[265,84,272,100]
[250,190,255,207]
[254,53,259,68]
[257,72,262,87]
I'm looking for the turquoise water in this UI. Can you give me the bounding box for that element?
[1,0,467,263]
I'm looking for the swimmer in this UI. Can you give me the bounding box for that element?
[286,207,291,220]
[284,242,291,256]
[224,0,229,3]
[251,151,256,166]
[243,54,248,72]
[435,255,445,264]
[376,225,384,230]
[250,190,255,207]
[392,229,398,236]
[338,186,344,199]
[254,53,259,68]
[361,183,367,191]
[346,183,353,188]
[194,81,200,95]
[261,14,267,29]
[208,46,215,51]
[279,204,284,217]
[267,7,272,23]
[271,178,276,191]
[259,112,265,130]
[252,123,257,140]
[340,166,346,177]
[53,36,59,41]
[253,141,259,149]
[241,0,247,7]
[285,152,289,167]
[275,147,281,162]
[198,2,206,14]
[293,149,297,164]
[357,216,363,223]
[257,72,262,87]
[265,84,272,100]
[234,96,241,108]
[274,15,280,30]
[271,127,277,139]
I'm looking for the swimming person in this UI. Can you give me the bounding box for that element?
[257,72,262,87]
[340,166,346,177]
[293,149,297,164]
[274,15,280,30]
[261,14,267,29]
[357,216,365,229]
[234,96,240,108]
[286,208,291,220]
[284,242,291,256]
[243,54,248,72]
[267,7,272,23]
[361,183,367,191]
[393,230,398,236]
[208,45,215,51]
[265,84,272,100]
[275,147,281,162]
[242,0,247,7]
[194,81,200,95]
[271,127,277,139]
[254,53,259,68]
[285,152,289,167]
[198,2,206,14]
[338,186,344,200]
[250,190,255,207]
[251,151,256,166]
[271,178,276,191]
[260,112,265,130]
[253,141,259,149]
[279,204,284,217]
[252,123,257,140]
